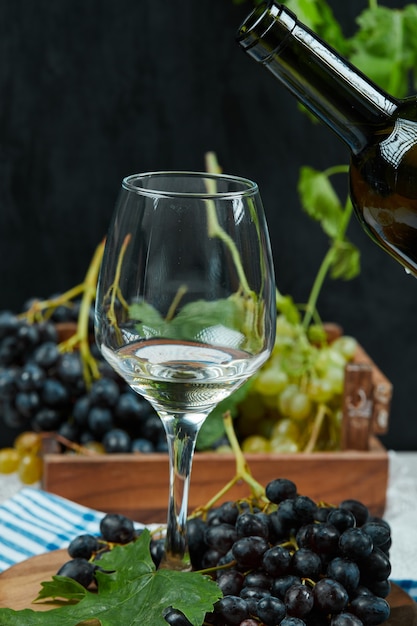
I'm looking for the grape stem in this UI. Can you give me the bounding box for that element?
[303,403,329,453]
[58,241,105,387]
[21,241,105,388]
[302,167,352,329]
[192,412,268,518]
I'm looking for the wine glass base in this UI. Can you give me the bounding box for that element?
[158,553,192,572]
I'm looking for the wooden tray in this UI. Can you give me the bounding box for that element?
[0,550,415,625]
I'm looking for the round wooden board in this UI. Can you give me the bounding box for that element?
[0,550,416,623]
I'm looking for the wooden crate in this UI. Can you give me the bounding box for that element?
[42,340,392,523]
[42,436,388,524]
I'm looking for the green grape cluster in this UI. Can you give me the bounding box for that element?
[236,315,357,454]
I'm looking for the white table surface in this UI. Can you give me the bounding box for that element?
[0,451,416,581]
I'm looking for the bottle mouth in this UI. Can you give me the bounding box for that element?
[236,1,297,62]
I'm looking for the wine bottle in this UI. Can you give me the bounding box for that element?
[237,2,417,276]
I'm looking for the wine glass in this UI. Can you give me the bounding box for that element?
[95,171,276,570]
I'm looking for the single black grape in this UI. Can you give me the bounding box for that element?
[214,595,249,625]
[68,534,100,559]
[293,495,317,525]
[131,437,155,453]
[256,595,286,625]
[204,523,237,555]
[32,341,60,369]
[99,513,135,544]
[102,428,132,453]
[217,570,245,596]
[350,594,390,625]
[285,583,314,618]
[235,512,269,539]
[265,477,297,503]
[16,363,45,391]
[361,521,391,553]
[243,570,272,590]
[72,395,91,426]
[271,574,302,600]
[89,377,120,407]
[326,557,360,593]
[163,607,192,625]
[327,507,356,532]
[339,500,369,527]
[15,390,40,418]
[339,528,373,560]
[88,406,114,436]
[56,352,84,384]
[41,378,70,407]
[309,522,340,556]
[231,536,269,568]
[313,578,349,614]
[280,618,306,626]
[291,548,322,579]
[275,498,300,529]
[57,558,97,588]
[216,501,239,525]
[262,544,292,577]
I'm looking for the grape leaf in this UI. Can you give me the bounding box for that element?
[349,5,417,98]
[196,380,252,450]
[129,294,263,353]
[330,240,361,281]
[297,166,344,239]
[0,531,221,626]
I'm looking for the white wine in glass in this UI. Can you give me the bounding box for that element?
[95,171,276,570]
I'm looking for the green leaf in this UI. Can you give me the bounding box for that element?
[349,5,417,98]
[0,531,221,626]
[297,167,344,239]
[329,241,361,281]
[129,300,168,338]
[196,380,252,450]
[129,294,263,354]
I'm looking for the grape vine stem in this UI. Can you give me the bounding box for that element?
[192,412,268,518]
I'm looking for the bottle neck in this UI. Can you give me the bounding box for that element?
[237,2,399,154]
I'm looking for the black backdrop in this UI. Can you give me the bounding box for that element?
[0,0,415,450]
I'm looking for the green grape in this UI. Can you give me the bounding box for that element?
[14,431,42,455]
[253,365,289,396]
[269,434,300,453]
[0,448,20,474]
[270,417,300,441]
[277,384,299,417]
[241,435,270,453]
[325,365,345,395]
[332,335,358,360]
[314,347,346,376]
[18,454,43,484]
[287,389,312,421]
[307,376,334,403]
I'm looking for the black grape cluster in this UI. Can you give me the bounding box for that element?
[190,479,391,626]
[59,479,392,626]
[0,305,165,455]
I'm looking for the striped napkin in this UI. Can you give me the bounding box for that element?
[0,487,416,605]
[0,487,104,572]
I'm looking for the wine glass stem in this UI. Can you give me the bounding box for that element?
[159,412,206,571]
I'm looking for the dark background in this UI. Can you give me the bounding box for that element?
[0,0,415,450]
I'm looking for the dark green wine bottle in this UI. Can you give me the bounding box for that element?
[237,2,417,276]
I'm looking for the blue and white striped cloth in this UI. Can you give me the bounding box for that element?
[0,488,416,604]
[0,487,103,572]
